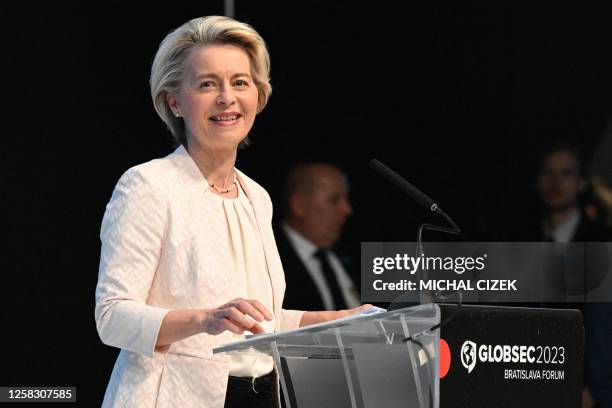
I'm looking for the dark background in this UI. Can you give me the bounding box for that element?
[2,2,612,405]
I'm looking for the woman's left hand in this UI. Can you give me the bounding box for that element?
[299,304,373,327]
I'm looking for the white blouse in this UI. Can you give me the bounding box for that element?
[211,182,275,377]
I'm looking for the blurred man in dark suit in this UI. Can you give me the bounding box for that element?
[516,140,612,408]
[276,163,360,311]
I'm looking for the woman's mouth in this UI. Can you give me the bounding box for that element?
[209,112,242,126]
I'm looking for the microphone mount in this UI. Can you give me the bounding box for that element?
[369,159,462,304]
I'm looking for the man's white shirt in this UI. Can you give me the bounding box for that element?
[543,208,581,243]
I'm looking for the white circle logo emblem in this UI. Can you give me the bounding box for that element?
[461,340,477,373]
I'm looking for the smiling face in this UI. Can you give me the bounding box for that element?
[167,43,259,150]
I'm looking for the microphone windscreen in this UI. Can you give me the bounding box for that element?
[369,159,436,209]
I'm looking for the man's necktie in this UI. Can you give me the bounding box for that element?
[314,249,347,310]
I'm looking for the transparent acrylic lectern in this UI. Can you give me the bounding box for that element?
[213,304,440,408]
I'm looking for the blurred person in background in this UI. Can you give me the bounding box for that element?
[515,140,612,408]
[516,140,610,243]
[275,162,361,311]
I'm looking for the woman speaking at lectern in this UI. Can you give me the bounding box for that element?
[94,16,368,407]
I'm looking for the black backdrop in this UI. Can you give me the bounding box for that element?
[2,2,612,405]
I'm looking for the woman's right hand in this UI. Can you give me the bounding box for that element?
[202,298,273,336]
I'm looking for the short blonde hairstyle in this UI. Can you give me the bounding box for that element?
[150,16,272,146]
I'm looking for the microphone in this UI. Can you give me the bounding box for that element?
[369,159,460,235]
[369,159,462,305]
[369,159,437,211]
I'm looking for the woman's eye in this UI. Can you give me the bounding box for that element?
[234,79,249,87]
[199,81,215,88]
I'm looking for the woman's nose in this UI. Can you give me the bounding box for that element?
[216,86,237,106]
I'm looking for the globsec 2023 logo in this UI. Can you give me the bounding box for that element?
[460,340,566,374]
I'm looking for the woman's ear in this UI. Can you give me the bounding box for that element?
[166,93,181,117]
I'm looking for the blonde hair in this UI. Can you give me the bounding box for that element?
[150,16,272,146]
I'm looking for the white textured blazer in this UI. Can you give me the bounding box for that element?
[95,145,304,407]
